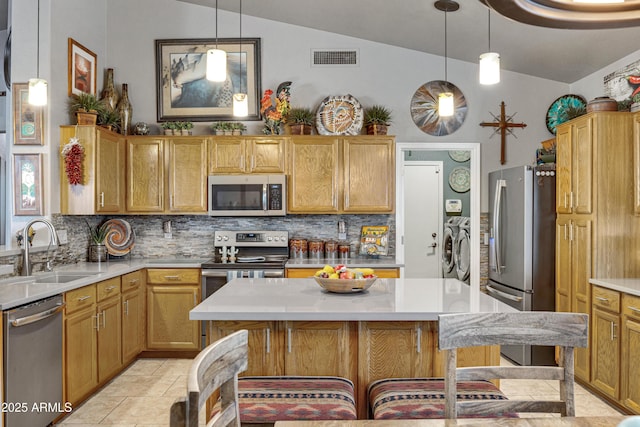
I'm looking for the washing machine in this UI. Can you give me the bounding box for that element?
[442,217,463,278]
[454,217,471,283]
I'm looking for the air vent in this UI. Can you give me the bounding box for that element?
[311,49,359,67]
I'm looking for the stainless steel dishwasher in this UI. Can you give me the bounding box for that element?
[3,294,65,427]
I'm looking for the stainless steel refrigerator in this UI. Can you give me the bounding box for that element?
[488,164,556,366]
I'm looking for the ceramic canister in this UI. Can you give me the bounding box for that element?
[289,238,308,259]
[324,240,338,259]
[308,239,324,260]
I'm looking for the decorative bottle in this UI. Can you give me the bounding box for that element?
[117,83,133,135]
[100,68,119,111]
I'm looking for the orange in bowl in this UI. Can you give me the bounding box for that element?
[313,276,378,293]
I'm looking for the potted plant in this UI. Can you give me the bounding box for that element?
[98,108,121,132]
[631,94,640,113]
[363,105,392,135]
[210,122,224,135]
[68,93,105,125]
[230,122,246,135]
[287,108,315,135]
[85,219,111,262]
[161,122,176,135]
[182,121,194,136]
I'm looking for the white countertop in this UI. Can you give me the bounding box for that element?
[0,258,208,310]
[190,278,516,321]
[589,278,640,297]
[285,257,403,269]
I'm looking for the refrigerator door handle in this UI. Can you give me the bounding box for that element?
[492,179,507,274]
[486,284,523,302]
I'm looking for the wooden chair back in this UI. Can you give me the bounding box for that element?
[170,329,248,427]
[438,312,588,419]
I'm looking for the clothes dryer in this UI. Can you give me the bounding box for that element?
[442,217,463,278]
[454,217,471,283]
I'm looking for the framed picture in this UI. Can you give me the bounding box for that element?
[155,38,261,121]
[12,82,44,145]
[13,154,43,216]
[68,38,97,96]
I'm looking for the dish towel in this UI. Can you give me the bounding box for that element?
[226,270,265,281]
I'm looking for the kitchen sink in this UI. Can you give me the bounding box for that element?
[33,272,98,284]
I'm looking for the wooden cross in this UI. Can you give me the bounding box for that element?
[480,101,527,165]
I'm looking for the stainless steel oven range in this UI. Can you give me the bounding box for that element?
[200,230,289,346]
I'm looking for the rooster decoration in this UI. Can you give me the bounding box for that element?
[260,81,292,134]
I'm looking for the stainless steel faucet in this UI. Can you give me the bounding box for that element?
[21,218,59,276]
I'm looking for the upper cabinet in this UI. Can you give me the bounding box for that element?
[209,136,286,174]
[60,126,126,214]
[634,113,640,215]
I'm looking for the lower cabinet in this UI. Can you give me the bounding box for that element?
[146,269,201,350]
[621,293,640,413]
[591,285,620,401]
[122,270,145,365]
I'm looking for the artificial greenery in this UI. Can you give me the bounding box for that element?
[98,108,120,129]
[287,108,315,125]
[564,104,587,120]
[85,219,111,245]
[67,93,105,115]
[364,105,392,125]
[230,122,247,131]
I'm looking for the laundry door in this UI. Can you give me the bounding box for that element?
[403,161,442,278]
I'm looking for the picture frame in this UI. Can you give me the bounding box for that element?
[13,154,43,216]
[155,38,261,121]
[68,38,97,96]
[12,82,44,145]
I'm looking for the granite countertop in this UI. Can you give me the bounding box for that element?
[285,257,403,269]
[589,278,640,297]
[0,258,209,310]
[190,278,516,321]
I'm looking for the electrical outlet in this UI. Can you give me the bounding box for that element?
[57,229,68,244]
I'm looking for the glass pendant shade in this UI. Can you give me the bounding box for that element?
[438,92,454,117]
[206,49,227,82]
[28,78,47,106]
[233,93,248,117]
[479,52,501,85]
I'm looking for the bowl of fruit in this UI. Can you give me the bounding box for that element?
[313,264,377,293]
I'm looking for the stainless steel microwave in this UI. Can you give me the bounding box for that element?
[207,174,286,216]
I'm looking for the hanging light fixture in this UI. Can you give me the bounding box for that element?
[206,0,227,82]
[435,0,458,118]
[233,0,248,117]
[28,0,47,106]
[479,8,500,85]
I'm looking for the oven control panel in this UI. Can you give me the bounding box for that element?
[214,230,289,247]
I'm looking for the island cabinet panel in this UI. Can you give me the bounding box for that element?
[622,293,640,413]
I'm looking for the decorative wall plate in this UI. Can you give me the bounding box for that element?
[410,80,468,136]
[104,218,135,256]
[448,150,471,162]
[316,94,364,135]
[545,94,587,135]
[448,166,470,193]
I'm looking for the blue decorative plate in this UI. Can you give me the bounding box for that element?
[546,94,587,135]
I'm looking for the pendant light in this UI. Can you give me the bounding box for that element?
[206,0,227,82]
[28,0,47,106]
[479,8,500,85]
[435,0,458,118]
[233,0,248,117]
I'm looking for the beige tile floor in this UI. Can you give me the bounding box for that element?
[55,357,625,426]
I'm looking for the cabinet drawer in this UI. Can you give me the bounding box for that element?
[65,284,97,314]
[122,270,143,292]
[147,268,200,284]
[593,286,620,313]
[622,293,640,319]
[97,277,121,301]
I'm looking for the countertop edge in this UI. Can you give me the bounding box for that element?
[589,278,640,297]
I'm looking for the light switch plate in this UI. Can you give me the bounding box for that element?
[57,229,68,244]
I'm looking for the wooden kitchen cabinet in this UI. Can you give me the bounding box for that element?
[121,270,145,365]
[285,268,400,278]
[555,116,593,215]
[60,125,126,214]
[126,137,207,213]
[96,279,122,382]
[634,113,640,215]
[621,293,640,413]
[591,285,621,400]
[146,268,201,350]
[209,136,286,174]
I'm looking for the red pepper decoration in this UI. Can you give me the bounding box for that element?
[62,138,84,185]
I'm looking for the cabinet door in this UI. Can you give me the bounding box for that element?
[209,138,246,173]
[572,116,594,214]
[342,138,394,212]
[555,217,572,313]
[209,321,282,376]
[572,218,592,381]
[634,113,640,215]
[248,137,286,173]
[591,306,620,400]
[556,124,572,214]
[168,138,207,212]
[97,296,122,382]
[95,129,125,213]
[147,285,200,350]
[122,288,144,364]
[127,138,164,212]
[622,312,640,412]
[288,138,340,213]
[65,306,98,404]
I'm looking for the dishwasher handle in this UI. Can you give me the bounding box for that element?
[11,302,65,327]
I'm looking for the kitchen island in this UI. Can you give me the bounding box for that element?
[191,277,514,418]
